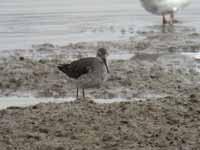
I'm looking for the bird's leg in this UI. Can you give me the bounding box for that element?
[162,15,167,25]
[82,88,85,99]
[162,15,167,32]
[170,12,174,25]
[76,88,79,100]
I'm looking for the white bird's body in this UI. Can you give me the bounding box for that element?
[140,0,191,25]
[140,0,190,15]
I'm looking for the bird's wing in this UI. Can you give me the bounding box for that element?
[69,58,96,79]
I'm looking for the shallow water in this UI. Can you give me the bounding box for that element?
[181,52,200,72]
[108,53,134,60]
[0,96,135,110]
[0,0,199,50]
[182,52,200,60]
[0,97,73,110]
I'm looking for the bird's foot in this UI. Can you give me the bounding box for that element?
[164,19,181,25]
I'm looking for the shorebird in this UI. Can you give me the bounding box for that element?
[140,0,191,25]
[58,48,109,99]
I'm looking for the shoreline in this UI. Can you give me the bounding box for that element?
[0,31,200,99]
[0,24,200,150]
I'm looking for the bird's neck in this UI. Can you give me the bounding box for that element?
[96,56,103,62]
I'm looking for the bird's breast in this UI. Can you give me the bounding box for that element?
[140,0,191,15]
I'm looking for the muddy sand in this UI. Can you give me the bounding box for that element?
[0,94,200,150]
[0,27,200,149]
[0,28,200,99]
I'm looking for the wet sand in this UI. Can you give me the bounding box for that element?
[0,26,200,149]
[0,28,200,99]
[0,94,200,150]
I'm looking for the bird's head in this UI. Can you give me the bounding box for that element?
[96,48,109,73]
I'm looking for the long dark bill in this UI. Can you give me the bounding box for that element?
[103,58,109,73]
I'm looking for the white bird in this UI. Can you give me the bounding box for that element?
[140,0,191,25]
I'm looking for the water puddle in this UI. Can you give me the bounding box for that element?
[0,97,74,110]
[108,53,134,60]
[94,98,134,104]
[181,52,200,60]
[0,96,138,110]
[181,52,200,72]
